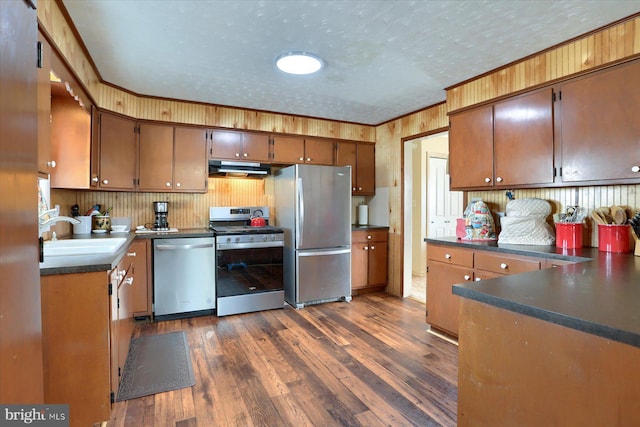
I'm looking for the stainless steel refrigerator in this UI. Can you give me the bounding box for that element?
[274,164,352,308]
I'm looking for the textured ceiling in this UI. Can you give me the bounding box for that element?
[61,1,640,125]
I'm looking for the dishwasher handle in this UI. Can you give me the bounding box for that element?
[155,243,214,250]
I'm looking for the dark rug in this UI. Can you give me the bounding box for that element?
[116,331,195,401]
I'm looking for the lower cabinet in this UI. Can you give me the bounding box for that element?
[352,228,388,294]
[426,243,549,338]
[41,240,142,427]
[127,239,152,317]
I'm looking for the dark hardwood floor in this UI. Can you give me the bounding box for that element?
[105,292,458,426]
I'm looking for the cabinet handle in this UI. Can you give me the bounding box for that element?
[445,253,452,259]
[243,153,248,157]
[176,182,181,187]
[353,187,357,191]
[165,182,171,187]
[370,245,375,250]
[367,235,372,240]
[484,177,491,183]
[299,157,304,161]
[500,263,508,269]
[235,153,240,157]
[496,176,503,182]
[364,246,369,251]
[92,176,99,183]
[632,165,640,173]
[102,179,109,185]
[127,252,137,257]
[125,277,134,285]
[306,157,311,162]
[47,160,56,168]
[475,277,482,281]
[464,275,471,281]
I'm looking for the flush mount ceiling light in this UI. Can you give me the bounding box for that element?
[275,51,324,75]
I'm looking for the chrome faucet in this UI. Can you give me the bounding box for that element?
[39,207,80,237]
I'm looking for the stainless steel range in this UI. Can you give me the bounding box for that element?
[210,206,285,316]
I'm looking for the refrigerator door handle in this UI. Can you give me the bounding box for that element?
[297,177,304,246]
[298,248,351,257]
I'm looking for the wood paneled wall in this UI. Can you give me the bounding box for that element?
[447,15,640,112]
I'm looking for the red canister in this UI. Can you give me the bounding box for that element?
[598,224,631,253]
[555,222,583,249]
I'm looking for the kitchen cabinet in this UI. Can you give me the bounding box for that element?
[209,129,270,162]
[137,122,174,191]
[272,135,335,165]
[94,111,137,190]
[449,88,554,190]
[337,142,375,195]
[41,241,140,427]
[352,229,388,294]
[557,59,640,184]
[37,31,53,178]
[129,239,152,317]
[49,91,91,189]
[426,245,473,336]
[174,126,208,192]
[426,243,543,337]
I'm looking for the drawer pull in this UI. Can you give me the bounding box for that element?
[464,275,471,281]
[500,263,508,269]
[445,253,452,259]
[475,277,482,281]
[127,252,137,257]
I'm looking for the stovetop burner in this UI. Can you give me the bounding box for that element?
[209,206,283,236]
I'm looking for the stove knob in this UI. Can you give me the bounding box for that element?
[249,236,254,242]
[263,235,268,241]
[235,237,240,243]
[226,237,231,243]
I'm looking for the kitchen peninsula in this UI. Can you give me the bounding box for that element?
[426,238,640,426]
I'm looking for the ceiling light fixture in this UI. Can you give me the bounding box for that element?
[275,51,324,75]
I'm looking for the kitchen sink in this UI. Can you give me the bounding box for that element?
[43,237,128,257]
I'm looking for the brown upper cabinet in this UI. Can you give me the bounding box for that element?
[556,59,640,184]
[449,88,554,190]
[272,136,335,165]
[209,129,270,162]
[94,111,137,190]
[173,127,208,192]
[336,142,375,195]
[137,123,174,191]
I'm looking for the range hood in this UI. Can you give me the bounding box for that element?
[208,160,271,178]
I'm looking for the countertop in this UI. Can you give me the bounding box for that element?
[426,237,640,348]
[39,228,213,276]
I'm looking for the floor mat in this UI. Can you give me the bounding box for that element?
[116,331,195,401]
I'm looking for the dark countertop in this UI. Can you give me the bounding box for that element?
[39,228,213,276]
[426,237,640,348]
[352,224,389,230]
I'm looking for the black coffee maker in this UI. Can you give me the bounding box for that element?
[153,201,169,230]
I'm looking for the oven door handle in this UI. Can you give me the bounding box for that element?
[155,243,214,250]
[298,248,351,257]
[217,241,284,250]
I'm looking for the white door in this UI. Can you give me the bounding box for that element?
[427,156,463,238]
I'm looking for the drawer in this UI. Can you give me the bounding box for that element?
[475,251,540,275]
[427,245,474,268]
[352,229,388,243]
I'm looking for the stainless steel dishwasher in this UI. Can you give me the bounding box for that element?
[153,237,215,319]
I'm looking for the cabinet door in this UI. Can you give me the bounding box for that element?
[356,143,375,194]
[449,105,494,189]
[117,264,134,381]
[210,129,242,160]
[337,142,357,191]
[37,31,52,177]
[98,112,137,190]
[426,262,472,337]
[272,135,305,164]
[127,240,151,316]
[351,241,369,290]
[494,88,554,187]
[559,60,640,183]
[174,127,208,192]
[138,123,174,191]
[304,138,334,165]
[242,133,270,162]
[368,241,387,286]
[50,95,91,189]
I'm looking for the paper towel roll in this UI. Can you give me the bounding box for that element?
[358,205,368,225]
